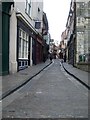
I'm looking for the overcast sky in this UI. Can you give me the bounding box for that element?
[43,0,71,44]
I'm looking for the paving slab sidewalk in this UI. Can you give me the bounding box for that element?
[62,62,90,89]
[1,60,51,99]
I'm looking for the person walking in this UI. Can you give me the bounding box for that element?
[50,53,53,62]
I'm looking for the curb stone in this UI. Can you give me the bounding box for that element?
[62,63,90,90]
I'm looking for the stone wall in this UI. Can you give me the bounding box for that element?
[76,62,90,72]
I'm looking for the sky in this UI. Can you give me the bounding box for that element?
[43,0,71,45]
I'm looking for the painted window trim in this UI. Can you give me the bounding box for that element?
[25,0,31,17]
[19,28,29,60]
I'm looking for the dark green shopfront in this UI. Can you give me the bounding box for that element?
[0,1,13,75]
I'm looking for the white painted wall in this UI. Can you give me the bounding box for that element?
[9,7,17,73]
[15,0,43,34]
[14,0,43,30]
[15,1,33,26]
[9,0,43,73]
[31,0,43,33]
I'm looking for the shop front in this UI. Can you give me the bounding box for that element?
[36,36,43,64]
[1,2,14,75]
[17,18,33,70]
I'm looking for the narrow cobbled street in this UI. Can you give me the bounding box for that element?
[1,0,90,120]
[2,59,88,118]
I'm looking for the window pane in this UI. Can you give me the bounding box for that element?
[19,29,21,37]
[24,41,26,58]
[22,61,24,66]
[23,32,25,39]
[22,40,24,58]
[25,0,31,16]
[19,38,22,58]
[18,61,21,66]
[26,34,29,41]
[19,28,29,59]
[27,41,29,58]
[25,0,28,11]
[25,61,27,65]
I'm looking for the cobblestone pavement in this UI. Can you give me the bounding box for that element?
[62,62,89,88]
[1,60,51,99]
[2,59,88,119]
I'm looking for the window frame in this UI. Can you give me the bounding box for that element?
[25,0,31,17]
[19,28,29,60]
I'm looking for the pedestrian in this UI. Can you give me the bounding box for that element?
[50,53,53,62]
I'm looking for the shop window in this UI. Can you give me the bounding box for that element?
[19,28,29,59]
[22,61,24,66]
[19,38,21,58]
[25,61,27,65]
[18,61,21,66]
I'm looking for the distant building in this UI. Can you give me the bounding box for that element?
[42,12,48,36]
[49,39,54,54]
[59,29,68,60]
[65,0,90,71]
[76,1,90,62]
[42,12,49,61]
[75,0,90,71]
[66,0,76,65]
[43,32,51,45]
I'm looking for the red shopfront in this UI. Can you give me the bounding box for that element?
[36,36,43,64]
